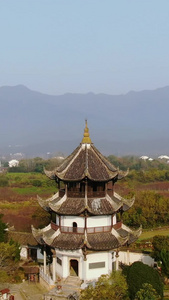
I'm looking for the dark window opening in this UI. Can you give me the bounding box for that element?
[57,257,62,266]
[73,222,77,232]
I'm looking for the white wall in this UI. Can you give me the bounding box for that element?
[87,215,111,227]
[119,251,154,267]
[20,247,27,259]
[113,215,116,225]
[55,252,63,278]
[85,252,109,281]
[37,248,43,260]
[56,214,59,225]
[61,216,85,227]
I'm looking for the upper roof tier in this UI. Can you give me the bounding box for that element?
[44,121,128,182]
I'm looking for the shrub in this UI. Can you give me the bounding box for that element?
[80,271,129,300]
[124,262,163,300]
[32,179,42,187]
[0,270,9,282]
[0,175,9,187]
[134,283,160,300]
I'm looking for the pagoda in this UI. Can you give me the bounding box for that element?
[32,121,141,283]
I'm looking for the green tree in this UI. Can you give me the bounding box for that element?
[0,241,20,270]
[123,262,163,300]
[80,271,129,300]
[152,235,169,277]
[134,283,160,300]
[0,214,7,242]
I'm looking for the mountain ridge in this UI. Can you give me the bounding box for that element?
[0,84,169,157]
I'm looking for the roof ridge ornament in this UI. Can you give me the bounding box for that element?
[81,120,92,144]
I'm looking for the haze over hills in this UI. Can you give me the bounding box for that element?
[1,84,169,158]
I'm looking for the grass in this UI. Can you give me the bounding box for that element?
[138,227,169,241]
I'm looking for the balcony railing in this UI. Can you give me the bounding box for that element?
[60,226,85,234]
[87,226,111,233]
[51,221,112,234]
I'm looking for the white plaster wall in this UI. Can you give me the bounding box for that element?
[119,251,154,267]
[61,216,85,227]
[56,214,59,225]
[55,252,63,278]
[37,249,43,260]
[87,215,111,227]
[20,247,27,259]
[113,215,116,225]
[55,249,84,279]
[85,252,109,281]
[108,251,115,273]
[62,256,69,278]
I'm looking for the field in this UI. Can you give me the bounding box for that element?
[139,226,169,241]
[1,162,169,233]
[0,172,57,231]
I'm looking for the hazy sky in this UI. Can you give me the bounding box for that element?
[1,0,169,95]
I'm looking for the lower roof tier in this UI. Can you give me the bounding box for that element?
[32,222,141,251]
[38,191,134,215]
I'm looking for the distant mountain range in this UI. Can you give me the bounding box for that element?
[0,84,169,157]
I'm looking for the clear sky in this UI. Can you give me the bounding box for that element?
[1,0,169,95]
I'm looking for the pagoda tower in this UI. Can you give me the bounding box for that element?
[32,121,141,283]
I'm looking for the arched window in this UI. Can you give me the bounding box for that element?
[73,222,77,232]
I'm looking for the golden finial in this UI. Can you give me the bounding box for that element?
[82,120,92,144]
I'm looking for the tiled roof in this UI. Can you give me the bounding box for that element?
[51,233,85,250]
[54,198,85,215]
[88,198,115,215]
[38,192,133,216]
[87,232,121,250]
[32,223,141,251]
[7,231,38,246]
[44,144,127,182]
[23,266,39,274]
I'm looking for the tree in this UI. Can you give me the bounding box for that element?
[80,271,129,300]
[0,214,7,242]
[123,262,163,300]
[152,235,169,277]
[134,283,160,300]
[0,241,20,271]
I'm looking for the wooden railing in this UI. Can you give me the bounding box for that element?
[87,226,111,233]
[51,222,59,231]
[113,221,122,230]
[51,221,112,234]
[60,226,85,234]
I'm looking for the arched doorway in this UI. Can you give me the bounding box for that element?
[73,222,77,232]
[70,259,78,276]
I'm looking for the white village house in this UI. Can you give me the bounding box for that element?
[8,159,19,168]
[32,122,143,285]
